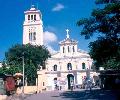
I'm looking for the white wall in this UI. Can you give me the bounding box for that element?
[0,62,2,68]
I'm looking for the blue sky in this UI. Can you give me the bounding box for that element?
[0,0,97,61]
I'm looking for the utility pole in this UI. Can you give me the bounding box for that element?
[22,53,25,94]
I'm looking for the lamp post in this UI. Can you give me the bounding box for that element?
[86,59,90,79]
[22,53,25,94]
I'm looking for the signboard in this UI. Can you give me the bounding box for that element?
[57,77,67,85]
[59,80,66,85]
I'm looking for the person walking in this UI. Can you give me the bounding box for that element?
[85,79,92,91]
[70,81,74,91]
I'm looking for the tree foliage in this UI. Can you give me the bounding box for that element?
[77,0,120,70]
[1,44,51,85]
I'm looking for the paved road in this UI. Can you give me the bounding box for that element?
[25,89,120,100]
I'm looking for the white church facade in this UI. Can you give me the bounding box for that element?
[37,30,98,91]
[23,6,98,91]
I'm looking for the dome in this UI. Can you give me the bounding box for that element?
[30,5,36,11]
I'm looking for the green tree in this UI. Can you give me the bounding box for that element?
[4,44,51,85]
[77,0,120,70]
[25,61,37,85]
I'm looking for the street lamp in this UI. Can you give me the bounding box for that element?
[22,53,25,94]
[86,59,90,79]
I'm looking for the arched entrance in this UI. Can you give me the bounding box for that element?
[67,74,74,89]
[54,78,58,90]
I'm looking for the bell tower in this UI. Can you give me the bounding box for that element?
[23,5,43,45]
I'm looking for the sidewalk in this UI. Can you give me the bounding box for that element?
[5,93,33,100]
[0,95,7,100]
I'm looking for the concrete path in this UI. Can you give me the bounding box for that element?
[25,89,119,100]
[25,91,70,100]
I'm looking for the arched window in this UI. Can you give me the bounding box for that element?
[33,32,36,41]
[68,46,70,52]
[63,47,65,53]
[31,15,33,20]
[73,46,75,52]
[29,33,32,41]
[67,63,72,70]
[82,63,86,69]
[29,32,36,41]
[53,65,57,71]
[34,15,36,20]
[43,82,45,86]
[28,15,30,20]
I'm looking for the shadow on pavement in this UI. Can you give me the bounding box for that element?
[60,89,120,100]
[6,93,33,100]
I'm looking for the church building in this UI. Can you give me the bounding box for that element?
[37,29,98,91]
[23,6,98,91]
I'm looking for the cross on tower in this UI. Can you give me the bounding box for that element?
[66,29,70,39]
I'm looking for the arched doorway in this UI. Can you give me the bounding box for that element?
[67,74,74,89]
[54,78,58,90]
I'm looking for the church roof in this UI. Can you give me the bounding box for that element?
[30,5,36,11]
[24,5,41,14]
[59,29,78,45]
[59,38,78,45]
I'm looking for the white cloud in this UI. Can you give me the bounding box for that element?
[43,31,58,54]
[52,3,65,12]
[46,45,57,54]
[45,26,57,32]
[43,31,57,44]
